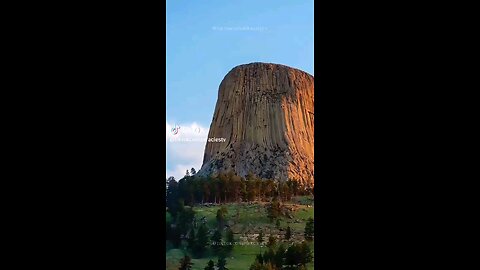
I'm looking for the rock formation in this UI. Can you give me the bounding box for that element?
[198,62,314,185]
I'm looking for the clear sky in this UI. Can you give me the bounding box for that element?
[166,0,314,180]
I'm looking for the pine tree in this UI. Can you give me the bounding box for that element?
[212,177,220,203]
[246,171,256,181]
[218,173,228,203]
[256,253,264,265]
[267,235,276,248]
[186,178,195,206]
[170,227,181,248]
[285,226,291,240]
[257,230,264,244]
[283,182,292,201]
[299,241,313,266]
[254,179,262,201]
[231,175,242,202]
[195,224,209,257]
[177,207,195,237]
[225,227,235,252]
[211,229,222,254]
[285,245,299,267]
[166,178,180,218]
[246,178,257,201]
[274,243,286,269]
[249,261,263,270]
[166,221,171,242]
[187,228,196,251]
[195,178,204,205]
[263,250,271,264]
[267,198,281,222]
[217,256,228,270]
[264,248,275,264]
[264,262,275,270]
[204,260,215,270]
[239,179,247,202]
[178,255,193,270]
[216,206,228,229]
[304,218,314,241]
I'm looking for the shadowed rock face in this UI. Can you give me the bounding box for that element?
[198,62,314,185]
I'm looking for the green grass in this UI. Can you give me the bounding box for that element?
[166,248,185,270]
[166,196,314,270]
[275,203,314,233]
[167,245,260,270]
[167,245,314,270]
[292,196,314,205]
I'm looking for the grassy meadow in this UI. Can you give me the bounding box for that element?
[166,196,314,270]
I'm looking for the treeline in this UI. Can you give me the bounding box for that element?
[166,169,313,216]
[250,241,313,270]
[166,204,235,257]
[166,170,314,269]
[250,227,314,270]
[177,255,229,270]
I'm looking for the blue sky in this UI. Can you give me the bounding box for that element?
[166,0,314,180]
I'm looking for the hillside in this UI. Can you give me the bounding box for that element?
[166,196,314,270]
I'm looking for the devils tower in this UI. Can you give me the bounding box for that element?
[198,62,314,185]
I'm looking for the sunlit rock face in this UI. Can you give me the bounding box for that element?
[198,62,314,185]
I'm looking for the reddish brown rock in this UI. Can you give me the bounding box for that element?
[198,62,314,185]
